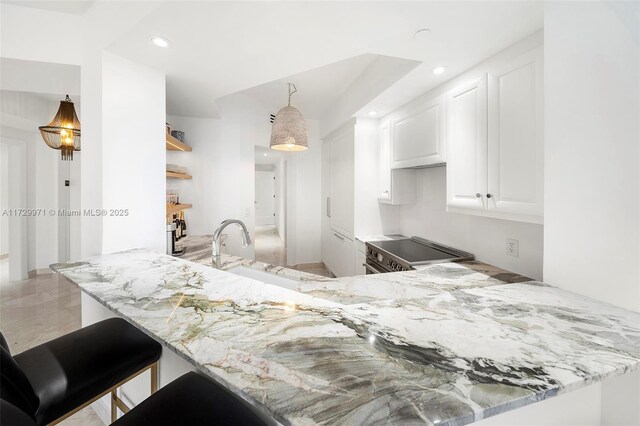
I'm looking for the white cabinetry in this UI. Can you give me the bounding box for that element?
[446,47,543,224]
[487,47,543,220]
[378,120,416,205]
[446,76,488,212]
[391,94,446,169]
[321,119,381,277]
[329,125,355,238]
[329,230,355,277]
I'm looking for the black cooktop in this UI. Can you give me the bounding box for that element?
[372,239,455,263]
[368,237,474,265]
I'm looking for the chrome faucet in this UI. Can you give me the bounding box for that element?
[212,219,252,268]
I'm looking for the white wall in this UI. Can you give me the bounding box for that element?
[81,50,165,257]
[544,1,640,311]
[0,143,8,256]
[378,32,545,280]
[274,158,286,242]
[397,167,544,280]
[544,2,640,424]
[100,52,166,254]
[285,119,322,265]
[3,138,28,280]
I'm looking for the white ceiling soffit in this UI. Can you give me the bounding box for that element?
[105,1,542,119]
[2,0,96,15]
[0,58,80,96]
[234,54,419,121]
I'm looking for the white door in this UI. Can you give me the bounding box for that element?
[378,120,392,201]
[321,141,332,270]
[446,75,488,211]
[487,47,543,221]
[392,94,446,169]
[329,126,354,238]
[255,170,275,226]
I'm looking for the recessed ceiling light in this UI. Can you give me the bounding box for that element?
[368,110,378,116]
[432,66,447,75]
[413,28,431,39]
[263,153,268,156]
[150,36,170,48]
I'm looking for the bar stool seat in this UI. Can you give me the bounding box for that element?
[1,317,161,425]
[112,372,270,425]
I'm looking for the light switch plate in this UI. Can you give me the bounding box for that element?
[506,238,519,257]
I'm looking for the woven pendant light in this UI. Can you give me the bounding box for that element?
[39,95,81,161]
[270,83,308,151]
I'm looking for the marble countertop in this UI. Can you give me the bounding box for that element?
[52,239,640,426]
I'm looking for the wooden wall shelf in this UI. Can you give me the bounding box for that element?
[166,203,192,216]
[166,134,192,151]
[166,171,192,179]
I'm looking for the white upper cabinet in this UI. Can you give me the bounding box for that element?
[446,75,488,211]
[446,46,543,224]
[378,120,416,205]
[391,94,446,169]
[329,125,355,238]
[487,47,543,221]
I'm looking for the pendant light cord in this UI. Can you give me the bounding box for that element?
[288,83,298,106]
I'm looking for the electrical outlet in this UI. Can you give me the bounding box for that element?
[506,238,519,257]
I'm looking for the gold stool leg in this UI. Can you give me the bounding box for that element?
[150,362,158,394]
[111,389,117,422]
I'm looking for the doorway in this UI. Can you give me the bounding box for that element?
[254,146,286,266]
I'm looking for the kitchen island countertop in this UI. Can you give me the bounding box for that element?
[52,236,640,426]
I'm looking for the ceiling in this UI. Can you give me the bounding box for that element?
[237,54,419,120]
[2,0,95,15]
[0,58,80,96]
[102,1,542,120]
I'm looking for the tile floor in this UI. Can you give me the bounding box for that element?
[0,259,104,425]
[254,225,332,277]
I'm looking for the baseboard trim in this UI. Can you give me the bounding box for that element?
[28,268,54,278]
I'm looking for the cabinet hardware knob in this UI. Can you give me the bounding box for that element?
[475,193,482,198]
[486,193,492,198]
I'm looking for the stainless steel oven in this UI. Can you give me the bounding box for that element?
[364,259,391,275]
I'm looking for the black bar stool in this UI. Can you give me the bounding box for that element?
[1,317,161,425]
[3,372,271,426]
[112,371,270,425]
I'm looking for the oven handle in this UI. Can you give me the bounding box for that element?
[363,262,386,274]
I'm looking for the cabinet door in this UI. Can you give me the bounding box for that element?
[330,230,355,277]
[392,94,445,169]
[446,75,488,211]
[487,48,543,222]
[354,248,366,276]
[329,126,354,238]
[378,120,392,201]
